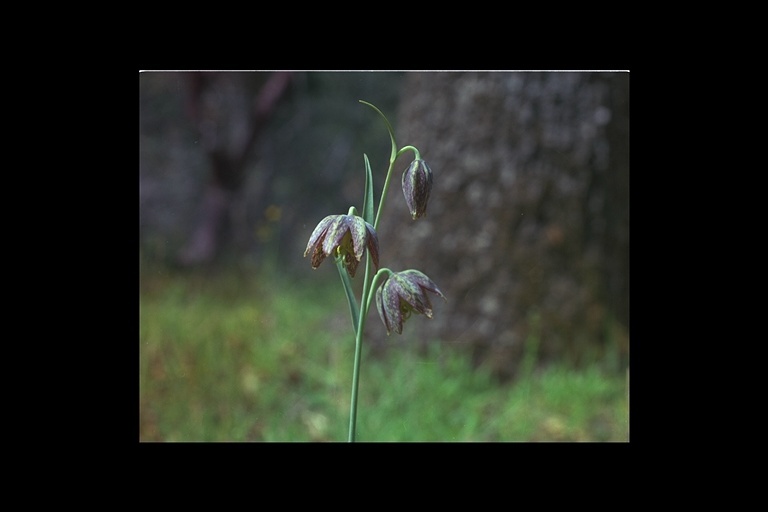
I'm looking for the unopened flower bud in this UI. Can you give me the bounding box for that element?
[401,159,433,220]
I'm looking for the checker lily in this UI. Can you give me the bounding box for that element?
[304,210,379,278]
[375,270,446,335]
[302,100,444,442]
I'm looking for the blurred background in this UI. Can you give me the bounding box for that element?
[139,70,629,442]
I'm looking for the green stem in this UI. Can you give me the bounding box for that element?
[348,306,365,441]
[365,268,392,314]
[336,257,359,334]
[397,145,421,161]
[373,159,396,231]
[348,254,372,442]
[348,266,392,442]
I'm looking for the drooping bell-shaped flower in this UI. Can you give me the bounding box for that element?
[304,213,379,278]
[375,269,446,335]
[401,159,433,220]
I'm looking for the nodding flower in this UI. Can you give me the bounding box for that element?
[304,213,379,278]
[402,159,433,220]
[375,269,445,335]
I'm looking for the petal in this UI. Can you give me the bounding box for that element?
[310,243,327,269]
[401,269,446,301]
[401,162,417,217]
[417,161,433,216]
[304,215,336,257]
[322,215,349,256]
[365,222,380,271]
[382,278,404,334]
[375,285,392,335]
[344,250,360,278]
[394,274,432,317]
[347,215,368,262]
[396,270,447,318]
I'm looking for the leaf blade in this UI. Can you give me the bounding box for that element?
[362,153,375,225]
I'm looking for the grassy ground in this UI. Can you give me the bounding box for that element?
[139,264,629,442]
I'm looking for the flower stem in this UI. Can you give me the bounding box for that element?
[348,318,365,441]
[348,252,372,442]
[348,265,392,442]
[397,145,421,161]
[336,257,359,334]
[373,159,396,231]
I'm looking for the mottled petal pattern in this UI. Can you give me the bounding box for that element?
[383,276,404,334]
[348,216,368,262]
[365,222,380,271]
[400,269,445,301]
[304,215,336,269]
[344,245,360,277]
[303,213,380,278]
[375,269,445,335]
[322,215,348,257]
[402,159,433,220]
[375,285,392,335]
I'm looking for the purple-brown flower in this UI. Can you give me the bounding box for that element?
[375,269,446,335]
[304,214,379,278]
[402,159,433,220]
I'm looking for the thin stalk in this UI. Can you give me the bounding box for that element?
[373,158,396,231]
[397,145,421,161]
[347,309,365,441]
[336,257,359,334]
[348,266,391,442]
[347,252,371,442]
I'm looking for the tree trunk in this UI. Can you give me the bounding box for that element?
[372,71,629,380]
[177,72,293,267]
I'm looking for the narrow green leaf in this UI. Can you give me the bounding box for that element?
[336,256,359,334]
[362,154,375,225]
[359,100,397,164]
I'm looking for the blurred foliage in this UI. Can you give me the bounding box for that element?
[139,71,405,270]
[139,265,628,442]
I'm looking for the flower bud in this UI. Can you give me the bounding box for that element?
[401,159,433,220]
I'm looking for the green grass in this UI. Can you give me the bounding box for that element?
[139,266,629,442]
